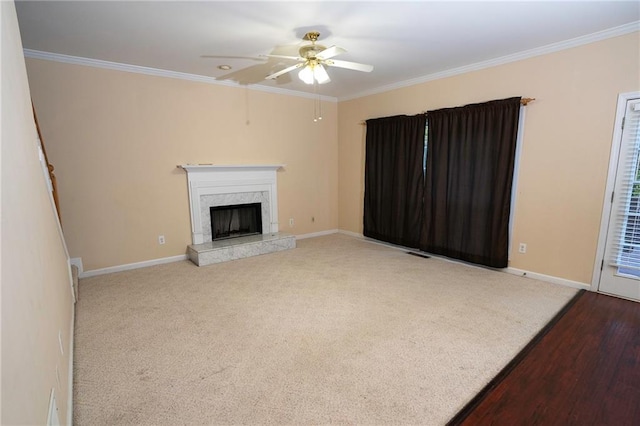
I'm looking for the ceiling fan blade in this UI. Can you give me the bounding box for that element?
[326,59,373,72]
[217,63,280,85]
[261,54,303,61]
[316,45,346,60]
[265,63,303,80]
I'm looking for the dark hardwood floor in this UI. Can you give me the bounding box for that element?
[448,290,640,426]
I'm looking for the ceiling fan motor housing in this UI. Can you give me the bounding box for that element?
[299,44,326,59]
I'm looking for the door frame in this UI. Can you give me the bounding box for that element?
[592,91,640,291]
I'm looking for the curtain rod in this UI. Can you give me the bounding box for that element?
[360,97,536,125]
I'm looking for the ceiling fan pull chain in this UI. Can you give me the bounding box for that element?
[313,82,319,122]
[312,82,322,122]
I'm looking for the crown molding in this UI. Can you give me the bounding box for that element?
[23,21,638,103]
[22,49,337,103]
[339,21,640,101]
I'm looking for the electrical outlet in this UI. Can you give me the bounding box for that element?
[518,243,527,254]
[158,235,165,245]
[289,218,294,227]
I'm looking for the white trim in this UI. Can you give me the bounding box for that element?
[338,229,364,239]
[508,105,527,260]
[46,388,60,426]
[179,164,284,244]
[35,98,76,426]
[24,22,638,103]
[66,304,74,426]
[22,49,337,103]
[592,91,640,290]
[338,231,427,255]
[505,267,591,291]
[340,22,640,101]
[338,229,590,290]
[80,254,188,278]
[80,231,350,278]
[69,257,83,275]
[296,229,339,240]
[66,258,77,303]
[77,232,591,291]
[36,139,75,303]
[179,164,285,173]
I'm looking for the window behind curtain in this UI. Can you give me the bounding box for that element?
[420,97,521,268]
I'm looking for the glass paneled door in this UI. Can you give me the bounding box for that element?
[599,97,640,302]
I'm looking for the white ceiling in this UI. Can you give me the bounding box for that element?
[15,1,640,100]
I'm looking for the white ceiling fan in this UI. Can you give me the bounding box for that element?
[264,31,373,85]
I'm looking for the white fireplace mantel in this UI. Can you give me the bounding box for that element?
[179,164,285,245]
[179,164,285,173]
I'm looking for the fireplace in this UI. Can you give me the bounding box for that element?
[178,164,284,244]
[180,164,296,267]
[210,202,263,241]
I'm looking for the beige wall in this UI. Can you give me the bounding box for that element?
[1,2,74,424]
[338,32,640,285]
[23,29,640,284]
[25,61,339,271]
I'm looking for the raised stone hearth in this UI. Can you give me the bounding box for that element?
[187,233,296,266]
[179,164,296,266]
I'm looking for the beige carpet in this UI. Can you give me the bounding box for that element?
[74,234,577,425]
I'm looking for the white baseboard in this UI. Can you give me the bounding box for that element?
[338,231,424,255]
[79,230,342,277]
[296,229,339,240]
[336,231,592,291]
[76,236,592,292]
[504,267,592,290]
[66,302,75,426]
[338,229,363,239]
[80,254,188,278]
[47,388,59,426]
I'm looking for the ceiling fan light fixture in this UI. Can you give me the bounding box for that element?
[265,31,371,86]
[314,64,330,84]
[298,65,315,84]
[298,62,331,85]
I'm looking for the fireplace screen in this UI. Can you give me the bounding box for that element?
[210,203,262,241]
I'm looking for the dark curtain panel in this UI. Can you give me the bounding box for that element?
[364,114,426,248]
[420,97,521,267]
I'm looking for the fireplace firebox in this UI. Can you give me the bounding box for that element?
[210,203,263,241]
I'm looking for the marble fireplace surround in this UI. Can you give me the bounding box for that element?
[179,164,285,245]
